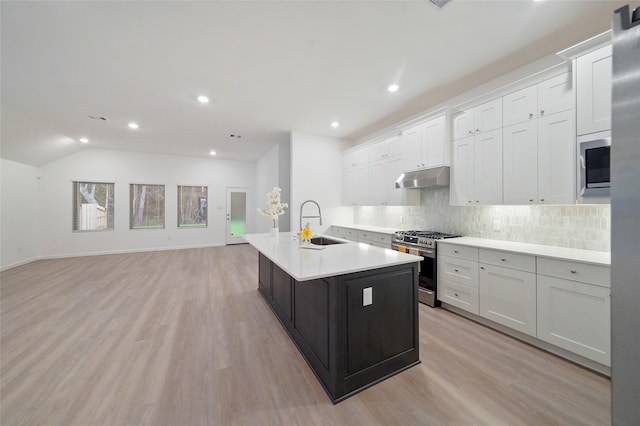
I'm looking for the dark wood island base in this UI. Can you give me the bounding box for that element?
[258,252,420,403]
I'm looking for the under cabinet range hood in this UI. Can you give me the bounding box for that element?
[395,166,450,189]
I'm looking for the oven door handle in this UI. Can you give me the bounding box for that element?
[417,249,435,258]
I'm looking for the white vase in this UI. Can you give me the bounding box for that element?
[270,227,279,238]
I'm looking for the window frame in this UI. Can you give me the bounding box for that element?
[72,181,115,232]
[129,183,166,230]
[177,185,208,228]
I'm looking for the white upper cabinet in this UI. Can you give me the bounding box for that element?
[452,110,475,140]
[474,129,503,205]
[453,98,502,140]
[343,164,368,206]
[402,115,449,171]
[423,116,446,169]
[342,147,369,169]
[503,85,538,127]
[538,72,574,117]
[503,120,539,204]
[342,136,418,206]
[503,109,575,205]
[576,45,612,136]
[537,110,575,204]
[503,73,573,127]
[474,99,503,134]
[450,135,475,206]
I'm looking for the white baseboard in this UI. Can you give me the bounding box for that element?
[0,256,41,272]
[1,243,227,271]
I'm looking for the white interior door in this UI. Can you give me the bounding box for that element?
[226,187,251,245]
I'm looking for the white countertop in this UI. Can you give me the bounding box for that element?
[439,237,611,266]
[331,224,401,235]
[244,232,422,281]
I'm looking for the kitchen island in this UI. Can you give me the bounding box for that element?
[244,232,422,403]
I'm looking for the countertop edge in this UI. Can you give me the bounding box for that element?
[439,237,611,266]
[245,232,422,281]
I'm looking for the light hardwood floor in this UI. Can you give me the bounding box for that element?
[1,245,610,425]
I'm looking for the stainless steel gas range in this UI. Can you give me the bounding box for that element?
[391,230,460,307]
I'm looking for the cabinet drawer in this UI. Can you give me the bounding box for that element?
[438,255,478,287]
[479,249,535,272]
[537,257,610,288]
[331,226,358,241]
[331,226,345,238]
[357,230,391,246]
[437,243,478,261]
[438,278,479,315]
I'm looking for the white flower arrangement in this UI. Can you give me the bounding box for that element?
[257,187,288,228]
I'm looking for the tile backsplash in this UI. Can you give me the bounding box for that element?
[354,188,610,252]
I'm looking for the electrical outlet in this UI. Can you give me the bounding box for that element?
[363,287,372,306]
[492,220,501,232]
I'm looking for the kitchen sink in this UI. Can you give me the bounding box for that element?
[310,236,347,246]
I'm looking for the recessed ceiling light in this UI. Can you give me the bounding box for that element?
[331,121,340,128]
[209,150,217,156]
[197,95,209,104]
[79,137,89,144]
[128,122,139,130]
[388,84,399,93]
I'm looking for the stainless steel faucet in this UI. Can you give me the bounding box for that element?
[299,199,322,231]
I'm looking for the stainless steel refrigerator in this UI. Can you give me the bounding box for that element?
[611,4,640,425]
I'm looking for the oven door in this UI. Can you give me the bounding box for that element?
[392,243,438,307]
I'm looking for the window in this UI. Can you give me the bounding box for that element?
[130,184,165,229]
[178,185,208,228]
[72,181,115,231]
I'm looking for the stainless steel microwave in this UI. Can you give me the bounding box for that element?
[579,136,611,198]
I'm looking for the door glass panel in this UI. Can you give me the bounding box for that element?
[229,191,247,237]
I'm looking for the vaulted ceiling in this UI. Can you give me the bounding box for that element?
[1,1,625,166]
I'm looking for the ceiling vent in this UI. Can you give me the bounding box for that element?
[87,115,108,121]
[426,0,451,9]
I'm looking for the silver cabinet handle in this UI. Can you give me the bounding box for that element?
[540,109,545,116]
[480,266,485,270]
[454,269,459,272]
[501,258,506,262]
[454,293,459,297]
[529,113,534,119]
[570,270,577,274]
[454,250,459,253]
[468,130,473,135]
[540,198,545,202]
[529,199,534,202]
[476,128,480,133]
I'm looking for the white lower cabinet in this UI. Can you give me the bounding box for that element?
[537,259,611,366]
[357,230,392,249]
[437,246,479,314]
[437,240,611,370]
[479,263,537,336]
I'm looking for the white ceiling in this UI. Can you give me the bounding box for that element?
[1,0,626,166]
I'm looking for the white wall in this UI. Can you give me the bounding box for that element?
[37,149,255,258]
[254,143,291,233]
[290,132,352,234]
[1,159,40,270]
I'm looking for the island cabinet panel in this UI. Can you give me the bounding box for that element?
[258,253,272,299]
[344,269,415,375]
[257,255,420,403]
[293,278,330,370]
[272,263,293,324]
